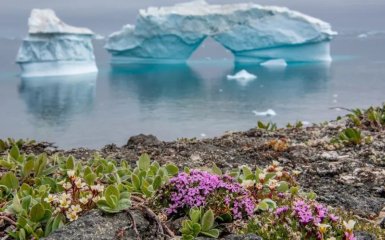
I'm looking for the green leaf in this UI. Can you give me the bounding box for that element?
[152,175,162,190]
[257,201,269,211]
[191,223,201,236]
[23,159,35,178]
[9,144,20,160]
[52,214,64,232]
[201,209,214,232]
[36,154,48,177]
[1,172,19,190]
[30,203,45,222]
[217,213,232,223]
[261,199,276,209]
[277,181,289,193]
[165,163,179,176]
[11,193,23,214]
[66,156,75,170]
[18,228,26,240]
[105,185,120,208]
[308,191,317,200]
[290,186,299,195]
[131,174,141,190]
[0,139,7,152]
[201,229,220,238]
[0,159,13,169]
[212,163,222,175]
[242,165,253,179]
[138,154,150,171]
[182,234,195,240]
[84,173,97,186]
[21,196,32,210]
[189,207,201,224]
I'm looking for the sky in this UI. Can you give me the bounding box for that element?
[0,0,384,38]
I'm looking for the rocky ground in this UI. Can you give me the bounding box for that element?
[20,118,385,239]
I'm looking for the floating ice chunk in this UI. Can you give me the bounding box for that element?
[260,59,288,68]
[16,9,98,77]
[106,0,336,63]
[357,31,385,39]
[253,109,277,117]
[227,70,257,86]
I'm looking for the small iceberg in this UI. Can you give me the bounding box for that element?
[261,59,288,68]
[253,109,277,117]
[227,70,257,86]
[16,9,98,77]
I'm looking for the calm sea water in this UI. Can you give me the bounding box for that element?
[0,1,385,148]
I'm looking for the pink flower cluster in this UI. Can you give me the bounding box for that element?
[165,170,255,219]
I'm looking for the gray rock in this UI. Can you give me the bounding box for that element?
[223,234,263,240]
[44,209,161,240]
[126,134,161,147]
[355,231,376,240]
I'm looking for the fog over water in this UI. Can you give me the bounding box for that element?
[0,0,385,148]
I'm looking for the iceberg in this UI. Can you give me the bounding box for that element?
[16,9,98,77]
[253,109,277,117]
[227,70,257,86]
[106,0,337,64]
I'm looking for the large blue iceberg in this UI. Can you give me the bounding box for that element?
[16,9,98,77]
[106,0,337,64]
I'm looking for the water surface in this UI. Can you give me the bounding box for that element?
[0,1,384,148]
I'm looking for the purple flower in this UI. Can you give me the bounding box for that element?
[345,232,356,240]
[329,214,339,222]
[164,170,255,219]
[314,203,328,222]
[294,200,314,225]
[275,206,289,217]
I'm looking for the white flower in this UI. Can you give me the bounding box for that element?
[44,194,56,203]
[53,207,61,214]
[62,182,72,190]
[60,192,71,200]
[80,197,89,205]
[241,180,255,188]
[70,204,82,213]
[91,184,104,193]
[75,178,85,189]
[317,223,330,234]
[92,195,101,203]
[276,171,283,177]
[343,220,356,232]
[59,198,71,209]
[66,210,78,222]
[258,173,266,181]
[67,170,75,178]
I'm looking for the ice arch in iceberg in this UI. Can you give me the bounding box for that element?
[105,0,337,64]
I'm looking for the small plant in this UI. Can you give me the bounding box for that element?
[332,128,370,146]
[257,121,277,131]
[153,170,255,220]
[0,139,36,153]
[286,121,304,129]
[97,185,131,213]
[247,198,358,240]
[128,154,179,198]
[180,207,220,239]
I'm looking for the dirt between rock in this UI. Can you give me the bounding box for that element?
[23,119,385,222]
